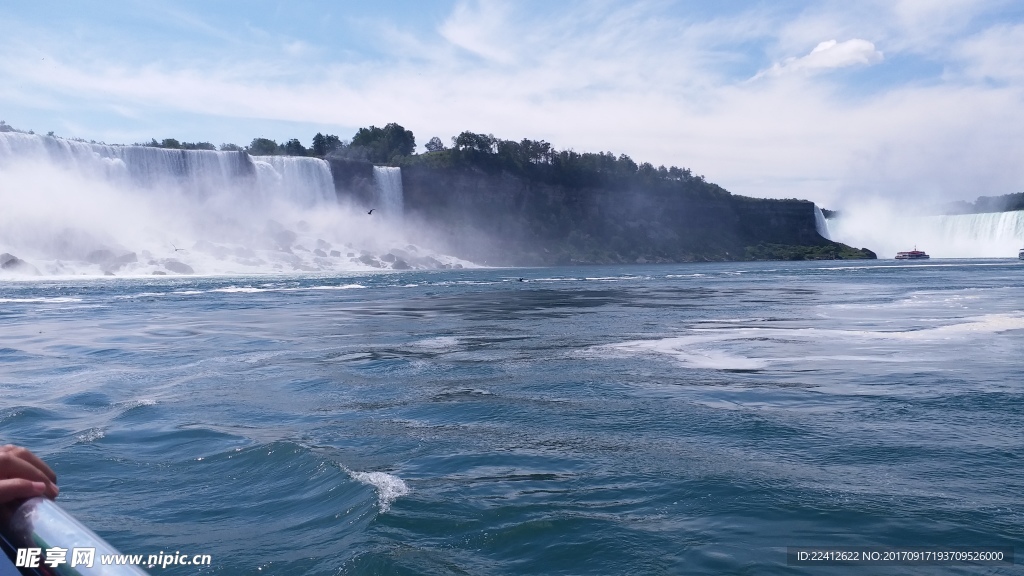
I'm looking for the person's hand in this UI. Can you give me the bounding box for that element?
[0,445,58,504]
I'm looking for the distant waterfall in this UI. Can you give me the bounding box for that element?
[813,205,832,240]
[250,156,335,208]
[372,167,404,219]
[829,209,1024,258]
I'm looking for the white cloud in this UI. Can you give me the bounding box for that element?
[756,39,883,78]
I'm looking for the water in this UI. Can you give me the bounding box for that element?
[828,210,1024,259]
[372,167,404,221]
[1,260,1022,575]
[814,205,831,241]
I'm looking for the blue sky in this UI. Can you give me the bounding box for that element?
[3,0,1024,207]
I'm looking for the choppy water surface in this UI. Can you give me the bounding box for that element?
[1,260,1022,575]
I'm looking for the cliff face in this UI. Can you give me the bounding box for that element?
[333,162,872,265]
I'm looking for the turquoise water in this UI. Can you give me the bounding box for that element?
[1,260,1022,575]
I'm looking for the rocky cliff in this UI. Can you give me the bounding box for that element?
[332,160,874,265]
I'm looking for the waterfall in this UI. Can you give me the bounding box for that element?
[0,131,255,197]
[828,209,1024,258]
[250,156,336,208]
[372,166,404,219]
[0,132,465,275]
[813,205,832,240]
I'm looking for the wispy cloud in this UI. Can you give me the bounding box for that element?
[755,39,883,79]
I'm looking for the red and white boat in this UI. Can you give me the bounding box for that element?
[895,247,930,260]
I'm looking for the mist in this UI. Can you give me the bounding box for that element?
[825,197,1024,259]
[0,133,468,277]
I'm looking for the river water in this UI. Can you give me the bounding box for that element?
[1,260,1021,575]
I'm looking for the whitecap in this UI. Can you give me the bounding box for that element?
[348,470,409,513]
[410,336,461,350]
[594,337,768,371]
[211,286,264,293]
[305,283,364,290]
[76,427,105,443]
[0,297,83,303]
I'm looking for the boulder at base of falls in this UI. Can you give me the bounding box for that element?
[0,253,41,275]
[163,260,195,274]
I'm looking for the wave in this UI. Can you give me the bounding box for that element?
[347,470,410,513]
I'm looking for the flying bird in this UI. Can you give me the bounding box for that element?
[367,209,375,215]
[171,244,185,252]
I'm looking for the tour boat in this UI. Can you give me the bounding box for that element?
[895,247,930,260]
[1019,247,1024,260]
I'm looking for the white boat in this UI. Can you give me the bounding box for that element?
[1019,247,1024,260]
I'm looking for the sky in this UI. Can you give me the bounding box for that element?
[2,0,1024,208]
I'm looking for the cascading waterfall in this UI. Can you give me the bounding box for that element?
[0,131,255,197]
[828,208,1024,258]
[813,205,832,241]
[251,155,335,208]
[0,132,467,275]
[372,166,404,220]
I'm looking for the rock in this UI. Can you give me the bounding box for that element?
[381,253,397,263]
[152,271,167,275]
[316,239,331,250]
[273,229,297,250]
[164,260,195,274]
[358,254,382,268]
[294,245,309,252]
[86,249,115,264]
[0,253,40,275]
[454,263,463,269]
[86,250,137,271]
[346,252,355,257]
[1,253,20,268]
[330,250,341,257]
[392,259,411,270]
[313,249,328,257]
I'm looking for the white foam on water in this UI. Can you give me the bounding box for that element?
[75,427,105,443]
[591,312,1023,371]
[410,336,462,351]
[348,470,409,513]
[0,297,83,303]
[211,287,265,293]
[594,336,769,371]
[306,284,364,290]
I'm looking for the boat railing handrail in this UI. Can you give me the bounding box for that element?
[2,498,149,575]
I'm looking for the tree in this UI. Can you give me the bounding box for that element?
[161,138,181,149]
[182,141,216,150]
[311,132,343,157]
[452,131,496,154]
[283,138,308,156]
[247,138,280,156]
[220,143,243,152]
[425,136,446,152]
[350,123,416,163]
